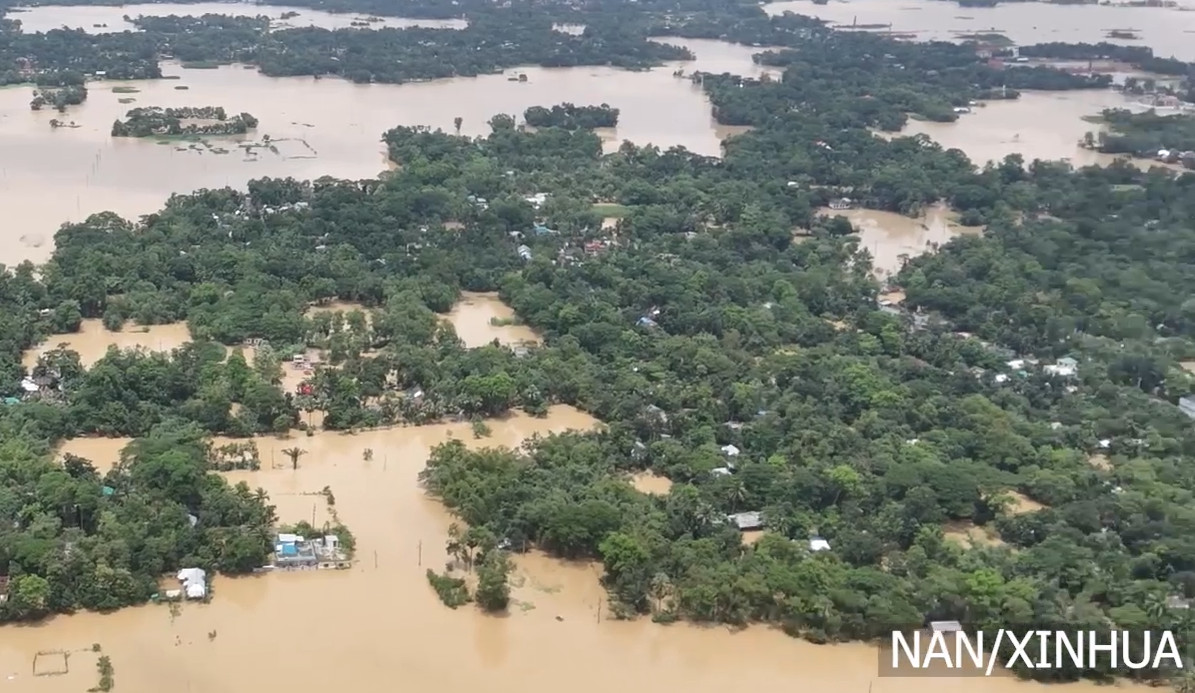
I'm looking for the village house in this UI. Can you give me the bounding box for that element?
[930,620,963,633]
[828,197,853,210]
[643,404,668,425]
[175,567,207,600]
[273,532,350,570]
[1178,395,1195,420]
[727,511,764,531]
[1044,357,1078,378]
[274,532,318,568]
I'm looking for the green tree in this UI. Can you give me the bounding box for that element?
[475,551,511,612]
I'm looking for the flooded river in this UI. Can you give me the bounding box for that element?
[0,402,1158,693]
[883,90,1185,168]
[0,36,766,266]
[765,0,1195,61]
[6,2,466,32]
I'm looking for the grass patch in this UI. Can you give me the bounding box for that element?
[592,202,630,217]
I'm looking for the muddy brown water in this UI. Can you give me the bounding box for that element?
[3,405,1156,693]
[444,292,542,348]
[764,0,1195,61]
[629,471,673,495]
[880,90,1188,168]
[22,294,537,375]
[21,319,192,369]
[818,204,983,275]
[0,37,767,266]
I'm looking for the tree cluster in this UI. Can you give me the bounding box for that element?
[524,103,619,130]
[110,105,259,137]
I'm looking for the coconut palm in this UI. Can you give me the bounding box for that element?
[280,447,307,470]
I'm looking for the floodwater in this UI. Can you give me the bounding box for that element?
[7,3,466,33]
[21,319,191,368]
[763,0,1195,60]
[305,300,373,326]
[629,471,673,495]
[445,292,542,348]
[55,435,135,471]
[0,33,769,266]
[0,403,1158,693]
[818,204,982,275]
[881,90,1185,168]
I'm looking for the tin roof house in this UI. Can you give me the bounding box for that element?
[176,567,207,600]
[727,511,764,531]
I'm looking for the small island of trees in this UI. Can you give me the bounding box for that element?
[30,84,87,112]
[111,106,260,138]
[523,103,620,130]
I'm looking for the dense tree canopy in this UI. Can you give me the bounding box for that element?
[4,0,1195,685]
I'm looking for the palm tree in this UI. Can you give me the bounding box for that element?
[445,523,466,567]
[725,479,748,510]
[1145,592,1170,627]
[281,447,307,470]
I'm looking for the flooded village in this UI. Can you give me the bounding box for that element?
[1,0,1193,691]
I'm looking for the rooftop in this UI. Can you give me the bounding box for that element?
[727,511,764,531]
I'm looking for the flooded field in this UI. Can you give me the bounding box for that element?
[445,292,542,348]
[0,35,767,266]
[818,204,983,275]
[764,0,1195,60]
[0,402,1158,693]
[881,90,1186,168]
[7,2,466,32]
[55,435,135,471]
[21,319,191,368]
[629,471,673,495]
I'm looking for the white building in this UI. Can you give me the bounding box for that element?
[177,567,207,600]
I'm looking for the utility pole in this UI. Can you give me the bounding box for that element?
[418,541,423,566]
